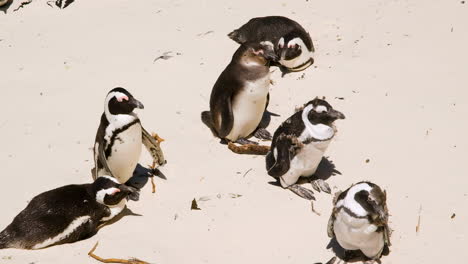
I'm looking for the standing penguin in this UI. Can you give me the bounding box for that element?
[327,182,391,263]
[93,87,165,189]
[228,16,315,73]
[266,98,345,200]
[0,176,138,249]
[201,42,277,145]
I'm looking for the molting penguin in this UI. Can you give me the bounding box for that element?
[327,182,391,263]
[266,98,345,200]
[201,42,277,145]
[0,0,13,13]
[0,176,138,249]
[228,16,315,74]
[93,87,166,190]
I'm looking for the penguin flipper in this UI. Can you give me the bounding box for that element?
[142,127,166,166]
[97,143,114,179]
[215,93,234,139]
[327,209,336,238]
[266,134,296,177]
[383,223,392,247]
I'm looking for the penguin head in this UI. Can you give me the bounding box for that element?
[354,182,388,224]
[304,98,345,125]
[237,42,279,66]
[277,32,314,70]
[93,176,137,206]
[104,87,144,116]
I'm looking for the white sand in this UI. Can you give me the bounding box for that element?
[0,0,467,263]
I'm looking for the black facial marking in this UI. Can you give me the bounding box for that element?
[306,98,343,125]
[107,87,141,115]
[354,190,374,214]
[283,45,302,60]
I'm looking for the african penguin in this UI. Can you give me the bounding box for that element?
[0,176,138,250]
[327,182,391,263]
[228,16,315,73]
[92,87,166,191]
[0,0,13,13]
[201,42,277,145]
[266,98,345,200]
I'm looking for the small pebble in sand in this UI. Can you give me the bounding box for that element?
[451,213,456,219]
[365,159,370,163]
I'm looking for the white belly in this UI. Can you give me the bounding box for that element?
[107,123,142,183]
[334,210,384,259]
[226,75,270,141]
[280,140,330,187]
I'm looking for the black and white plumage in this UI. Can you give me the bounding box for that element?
[327,182,391,263]
[0,176,138,250]
[228,16,315,73]
[201,42,277,145]
[93,87,165,187]
[266,98,345,200]
[0,0,13,13]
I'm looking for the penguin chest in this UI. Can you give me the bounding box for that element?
[107,123,142,183]
[226,75,270,141]
[333,210,384,258]
[280,140,331,187]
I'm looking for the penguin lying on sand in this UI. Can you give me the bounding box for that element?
[0,176,138,249]
[202,42,277,145]
[266,98,344,200]
[327,182,391,263]
[228,16,315,74]
[93,87,166,195]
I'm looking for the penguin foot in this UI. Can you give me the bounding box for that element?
[235,138,258,145]
[253,128,272,140]
[88,242,151,264]
[227,142,270,155]
[287,184,315,200]
[310,179,331,194]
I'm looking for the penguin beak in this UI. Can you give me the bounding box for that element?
[329,109,345,120]
[132,98,144,109]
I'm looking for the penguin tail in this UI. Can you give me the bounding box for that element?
[227,30,244,44]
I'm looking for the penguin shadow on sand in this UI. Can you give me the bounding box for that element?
[100,164,167,229]
[326,238,390,264]
[268,157,341,190]
[201,108,280,146]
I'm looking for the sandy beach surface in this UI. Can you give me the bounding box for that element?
[0,0,467,263]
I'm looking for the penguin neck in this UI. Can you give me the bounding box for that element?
[337,183,373,218]
[104,109,138,130]
[301,105,334,141]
